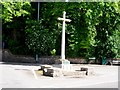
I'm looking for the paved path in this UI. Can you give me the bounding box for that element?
[0,62,119,88]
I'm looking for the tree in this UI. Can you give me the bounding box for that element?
[39,2,96,57]
[2,2,33,54]
[34,2,120,60]
[2,2,32,23]
[25,19,56,56]
[2,2,120,62]
[94,2,120,63]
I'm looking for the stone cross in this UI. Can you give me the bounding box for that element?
[58,11,71,60]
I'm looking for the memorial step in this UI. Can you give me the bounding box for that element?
[43,67,87,77]
[40,65,53,70]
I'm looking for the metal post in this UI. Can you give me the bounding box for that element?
[37,2,40,21]
[36,2,40,62]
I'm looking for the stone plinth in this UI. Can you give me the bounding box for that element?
[61,64,73,71]
[61,60,72,71]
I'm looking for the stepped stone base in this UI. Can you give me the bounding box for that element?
[43,67,87,77]
[41,64,95,77]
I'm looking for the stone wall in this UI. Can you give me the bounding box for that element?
[2,49,61,64]
[67,58,86,64]
[39,57,87,64]
[39,56,60,64]
[2,49,36,63]
[2,49,87,64]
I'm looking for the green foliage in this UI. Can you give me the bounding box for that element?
[2,2,120,62]
[50,49,56,55]
[2,2,33,55]
[40,2,97,57]
[111,23,120,58]
[2,2,32,23]
[93,2,120,63]
[25,19,56,55]
[6,38,30,55]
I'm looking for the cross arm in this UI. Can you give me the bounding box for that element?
[58,17,71,22]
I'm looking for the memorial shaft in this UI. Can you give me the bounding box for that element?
[61,11,66,60]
